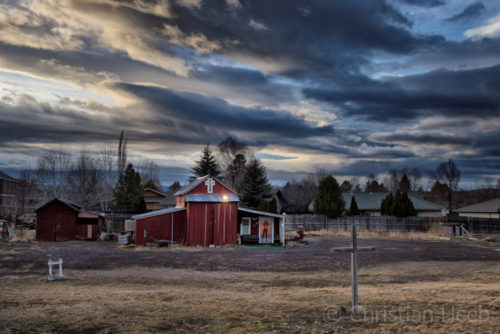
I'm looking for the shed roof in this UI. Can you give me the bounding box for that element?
[144,188,168,197]
[238,207,284,218]
[132,207,186,220]
[456,197,500,213]
[342,192,443,211]
[174,175,237,196]
[35,198,104,217]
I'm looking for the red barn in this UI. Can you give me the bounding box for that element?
[35,198,103,242]
[133,175,285,247]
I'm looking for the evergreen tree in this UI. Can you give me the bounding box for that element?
[169,181,181,193]
[192,144,220,179]
[380,192,394,216]
[381,191,416,217]
[313,175,345,218]
[113,163,145,212]
[143,179,159,191]
[238,158,273,209]
[347,196,360,215]
[258,199,268,212]
[398,174,411,193]
[268,197,278,213]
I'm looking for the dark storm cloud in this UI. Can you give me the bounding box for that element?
[372,133,473,146]
[445,2,485,22]
[304,64,500,122]
[400,0,446,7]
[116,82,333,138]
[155,0,433,79]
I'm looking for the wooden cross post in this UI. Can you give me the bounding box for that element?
[333,225,375,315]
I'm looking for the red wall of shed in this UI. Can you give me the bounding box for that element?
[186,202,237,246]
[135,210,186,245]
[36,201,77,242]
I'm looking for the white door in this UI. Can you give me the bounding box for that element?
[258,217,274,244]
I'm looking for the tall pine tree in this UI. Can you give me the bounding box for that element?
[347,196,360,215]
[192,144,220,179]
[113,163,145,212]
[238,158,273,209]
[313,175,345,218]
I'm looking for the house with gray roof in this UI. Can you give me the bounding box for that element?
[341,192,445,217]
[309,192,445,217]
[455,197,500,218]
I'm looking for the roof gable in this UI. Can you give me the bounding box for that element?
[174,175,237,196]
[35,198,81,212]
[144,188,167,197]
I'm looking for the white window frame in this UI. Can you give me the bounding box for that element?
[240,217,251,235]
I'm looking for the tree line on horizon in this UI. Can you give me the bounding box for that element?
[7,130,498,217]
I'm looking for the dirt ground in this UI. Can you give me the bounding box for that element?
[0,236,499,333]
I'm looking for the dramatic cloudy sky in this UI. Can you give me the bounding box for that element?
[1,0,500,187]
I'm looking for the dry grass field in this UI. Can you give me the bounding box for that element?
[0,235,499,333]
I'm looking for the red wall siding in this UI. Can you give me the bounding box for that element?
[36,201,77,242]
[75,222,100,240]
[135,210,187,245]
[186,202,237,246]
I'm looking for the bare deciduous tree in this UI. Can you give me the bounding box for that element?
[217,137,249,189]
[430,159,460,211]
[117,130,127,178]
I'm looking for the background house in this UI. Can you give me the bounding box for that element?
[341,192,445,217]
[0,170,38,220]
[143,188,176,211]
[455,198,500,218]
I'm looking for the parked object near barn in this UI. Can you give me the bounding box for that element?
[132,175,286,247]
[35,198,104,242]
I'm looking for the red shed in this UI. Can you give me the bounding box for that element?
[35,198,103,242]
[133,207,187,244]
[175,175,239,247]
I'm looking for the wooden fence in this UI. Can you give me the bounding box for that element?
[284,215,500,235]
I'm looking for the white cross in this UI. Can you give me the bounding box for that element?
[333,225,376,315]
[205,178,215,193]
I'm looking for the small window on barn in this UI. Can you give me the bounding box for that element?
[240,218,251,235]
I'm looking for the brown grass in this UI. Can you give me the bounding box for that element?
[0,261,499,333]
[305,228,451,241]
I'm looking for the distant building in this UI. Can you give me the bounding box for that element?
[0,171,16,216]
[143,188,176,211]
[0,171,39,219]
[35,198,104,241]
[309,192,445,217]
[455,198,500,218]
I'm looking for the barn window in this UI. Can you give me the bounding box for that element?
[240,218,251,235]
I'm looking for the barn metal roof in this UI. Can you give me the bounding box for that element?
[174,175,238,196]
[238,207,284,218]
[456,197,500,213]
[185,194,239,202]
[132,207,186,220]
